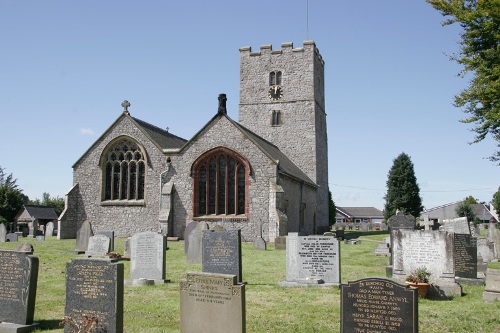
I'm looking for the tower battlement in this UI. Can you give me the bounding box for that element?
[239,41,324,66]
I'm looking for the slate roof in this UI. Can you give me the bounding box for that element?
[22,205,58,220]
[337,207,384,218]
[131,117,187,150]
[423,202,497,222]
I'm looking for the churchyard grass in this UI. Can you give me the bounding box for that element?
[1,234,499,333]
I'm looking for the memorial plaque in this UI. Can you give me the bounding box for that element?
[202,230,242,283]
[65,258,123,333]
[453,234,477,279]
[180,271,245,333]
[130,231,166,281]
[86,234,111,257]
[0,249,39,325]
[341,278,417,333]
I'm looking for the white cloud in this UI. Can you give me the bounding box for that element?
[79,128,95,136]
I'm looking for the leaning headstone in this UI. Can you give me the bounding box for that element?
[0,248,39,331]
[86,234,111,257]
[0,223,6,242]
[180,271,245,333]
[64,258,123,333]
[391,229,461,298]
[184,221,208,264]
[45,222,55,237]
[97,231,115,252]
[341,278,418,333]
[6,233,18,242]
[202,229,242,283]
[483,268,500,301]
[279,233,340,287]
[441,217,471,234]
[128,231,168,285]
[75,220,93,253]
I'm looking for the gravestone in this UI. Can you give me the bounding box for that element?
[477,238,496,263]
[274,236,286,250]
[75,220,93,253]
[184,221,208,264]
[128,231,168,285]
[6,233,18,242]
[97,231,115,252]
[419,215,434,230]
[483,268,500,301]
[0,223,6,242]
[489,226,500,259]
[180,271,245,333]
[453,233,478,279]
[45,221,55,237]
[123,238,131,259]
[16,243,34,253]
[391,229,461,298]
[65,258,123,333]
[279,233,340,287]
[441,217,471,234]
[341,278,418,333]
[86,234,111,257]
[0,248,39,330]
[36,235,45,242]
[373,237,390,256]
[387,211,416,231]
[202,230,242,283]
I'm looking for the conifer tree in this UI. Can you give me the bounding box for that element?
[384,153,423,220]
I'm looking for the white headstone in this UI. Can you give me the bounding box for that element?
[129,231,167,283]
[86,234,111,257]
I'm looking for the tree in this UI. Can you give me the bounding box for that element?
[463,195,478,205]
[0,166,28,222]
[28,192,65,216]
[328,190,337,226]
[456,201,476,222]
[427,0,500,163]
[384,153,423,220]
[492,186,500,216]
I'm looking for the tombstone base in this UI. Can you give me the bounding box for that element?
[0,322,40,333]
[278,279,339,287]
[428,283,462,299]
[456,276,486,286]
[125,279,170,286]
[483,291,500,302]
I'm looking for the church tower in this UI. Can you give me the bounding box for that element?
[238,41,329,232]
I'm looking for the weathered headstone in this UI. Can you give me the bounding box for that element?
[453,233,478,279]
[341,278,418,333]
[274,236,286,250]
[184,221,208,264]
[387,211,416,231]
[45,221,55,237]
[6,233,18,242]
[0,248,39,329]
[202,229,242,283]
[97,231,115,252]
[441,217,471,234]
[0,223,6,242]
[86,234,111,257]
[477,238,496,263]
[180,271,245,333]
[16,243,34,253]
[129,231,167,285]
[391,229,461,298]
[489,226,500,259]
[279,233,340,287]
[483,268,500,301]
[65,258,123,333]
[75,220,93,253]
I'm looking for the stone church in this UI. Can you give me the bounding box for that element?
[59,41,329,242]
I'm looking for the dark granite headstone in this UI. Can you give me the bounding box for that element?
[184,221,208,264]
[0,249,39,325]
[65,258,123,333]
[6,233,18,242]
[180,271,245,333]
[202,230,242,283]
[75,220,93,253]
[341,278,418,333]
[387,211,416,230]
[453,233,477,279]
[0,223,6,242]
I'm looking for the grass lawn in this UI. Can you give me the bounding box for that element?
[0,232,499,333]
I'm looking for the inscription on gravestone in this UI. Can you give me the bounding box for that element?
[202,230,242,283]
[86,234,111,257]
[65,258,123,333]
[0,249,39,325]
[341,278,418,333]
[453,234,477,279]
[130,231,166,282]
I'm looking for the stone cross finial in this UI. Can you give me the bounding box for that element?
[121,100,131,113]
[218,94,227,115]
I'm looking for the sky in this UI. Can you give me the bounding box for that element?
[1,0,499,211]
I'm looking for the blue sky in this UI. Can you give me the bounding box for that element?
[1,0,499,211]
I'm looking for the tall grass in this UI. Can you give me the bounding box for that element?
[0,233,499,332]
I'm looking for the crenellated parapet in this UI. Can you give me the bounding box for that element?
[239,40,324,66]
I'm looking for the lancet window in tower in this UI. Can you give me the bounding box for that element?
[271,110,282,126]
[102,138,146,201]
[269,71,282,86]
[193,148,249,218]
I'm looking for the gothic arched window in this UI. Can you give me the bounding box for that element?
[192,148,249,218]
[102,138,146,201]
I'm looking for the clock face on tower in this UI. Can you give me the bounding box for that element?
[268,85,283,101]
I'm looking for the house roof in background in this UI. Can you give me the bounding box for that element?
[16,205,58,221]
[337,207,384,218]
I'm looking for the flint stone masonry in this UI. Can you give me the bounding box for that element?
[129,231,167,284]
[202,230,242,283]
[0,249,39,325]
[65,258,123,333]
[341,278,418,333]
[280,233,340,286]
[180,272,245,333]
